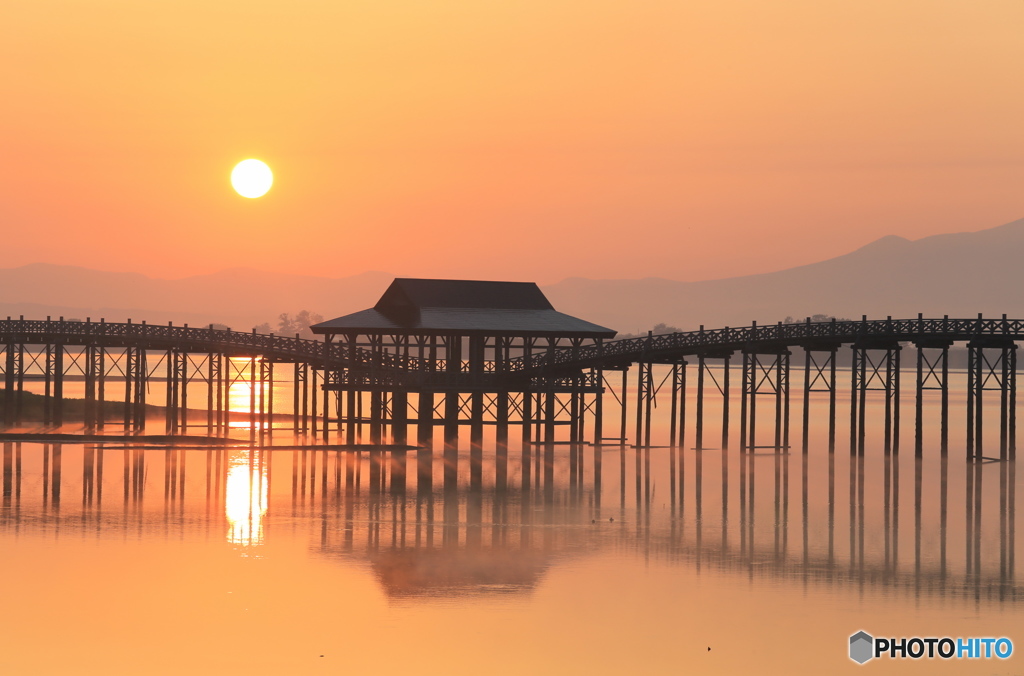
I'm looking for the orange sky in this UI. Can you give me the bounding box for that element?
[2,1,1022,283]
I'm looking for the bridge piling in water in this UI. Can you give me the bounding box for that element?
[966,338,1017,461]
[850,339,901,457]
[915,340,951,458]
[801,345,838,454]
[740,348,790,453]
[1,313,1024,484]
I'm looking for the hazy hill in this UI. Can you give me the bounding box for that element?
[0,265,393,332]
[544,216,1024,332]
[1,217,1023,333]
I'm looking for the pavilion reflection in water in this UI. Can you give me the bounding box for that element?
[0,440,1017,601]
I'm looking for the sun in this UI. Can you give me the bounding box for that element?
[231,159,273,198]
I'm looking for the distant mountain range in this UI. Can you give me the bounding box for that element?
[1,217,1023,334]
[0,266,394,333]
[545,216,1024,332]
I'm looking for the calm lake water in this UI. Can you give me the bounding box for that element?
[1,370,1021,675]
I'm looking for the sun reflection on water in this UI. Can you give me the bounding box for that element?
[227,373,271,430]
[225,452,268,550]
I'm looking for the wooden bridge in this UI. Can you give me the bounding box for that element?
[0,286,1021,468]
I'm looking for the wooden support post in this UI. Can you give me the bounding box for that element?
[443,391,459,490]
[643,364,653,450]
[634,362,644,450]
[696,355,705,451]
[749,354,758,452]
[496,391,509,490]
[84,344,97,432]
[975,346,983,460]
[722,354,730,451]
[569,385,580,487]
[258,359,268,440]
[321,377,331,440]
[301,363,309,433]
[470,392,483,488]
[740,352,748,452]
[915,346,924,457]
[310,366,318,438]
[3,343,14,427]
[783,352,791,452]
[828,349,837,454]
[124,347,134,431]
[322,336,333,439]
[44,345,53,427]
[392,390,408,446]
[544,389,556,488]
[1001,346,1010,460]
[679,360,687,449]
[292,363,301,432]
[850,347,858,456]
[340,389,353,444]
[619,368,628,447]
[893,346,901,455]
[14,344,24,426]
[52,333,62,426]
[164,350,174,434]
[179,352,189,432]
[941,346,949,456]
[802,349,810,454]
[1010,347,1017,460]
[417,391,434,494]
[884,348,893,454]
[577,386,586,486]
[215,354,225,432]
[206,354,215,433]
[858,349,867,456]
[370,390,383,444]
[774,354,783,452]
[669,363,679,449]
[97,346,106,429]
[134,349,147,431]
[594,369,604,491]
[267,360,274,437]
[521,389,532,490]
[249,356,256,441]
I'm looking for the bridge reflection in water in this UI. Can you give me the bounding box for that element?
[1,439,1017,602]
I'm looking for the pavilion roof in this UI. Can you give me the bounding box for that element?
[311,278,616,338]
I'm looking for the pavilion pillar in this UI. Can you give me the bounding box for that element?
[392,390,408,446]
[417,391,434,494]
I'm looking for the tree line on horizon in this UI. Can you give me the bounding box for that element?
[252,310,324,339]
[617,315,850,339]
[781,313,852,324]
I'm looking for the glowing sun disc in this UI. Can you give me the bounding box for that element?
[231,159,273,198]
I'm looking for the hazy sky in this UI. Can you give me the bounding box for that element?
[2,1,1022,283]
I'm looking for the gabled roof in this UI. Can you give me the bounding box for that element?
[312,278,616,338]
[377,278,553,311]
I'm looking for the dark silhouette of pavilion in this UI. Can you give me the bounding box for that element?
[313,277,614,342]
[311,278,616,483]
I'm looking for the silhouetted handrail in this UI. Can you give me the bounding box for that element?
[2,316,1022,385]
[0,317,422,374]
[509,315,1024,375]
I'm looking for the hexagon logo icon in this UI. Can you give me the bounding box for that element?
[850,631,874,664]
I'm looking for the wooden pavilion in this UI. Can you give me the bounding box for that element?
[311,278,616,485]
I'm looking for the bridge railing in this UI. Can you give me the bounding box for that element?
[510,316,1024,374]
[0,318,422,373]
[5,316,1024,383]
[0,317,488,378]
